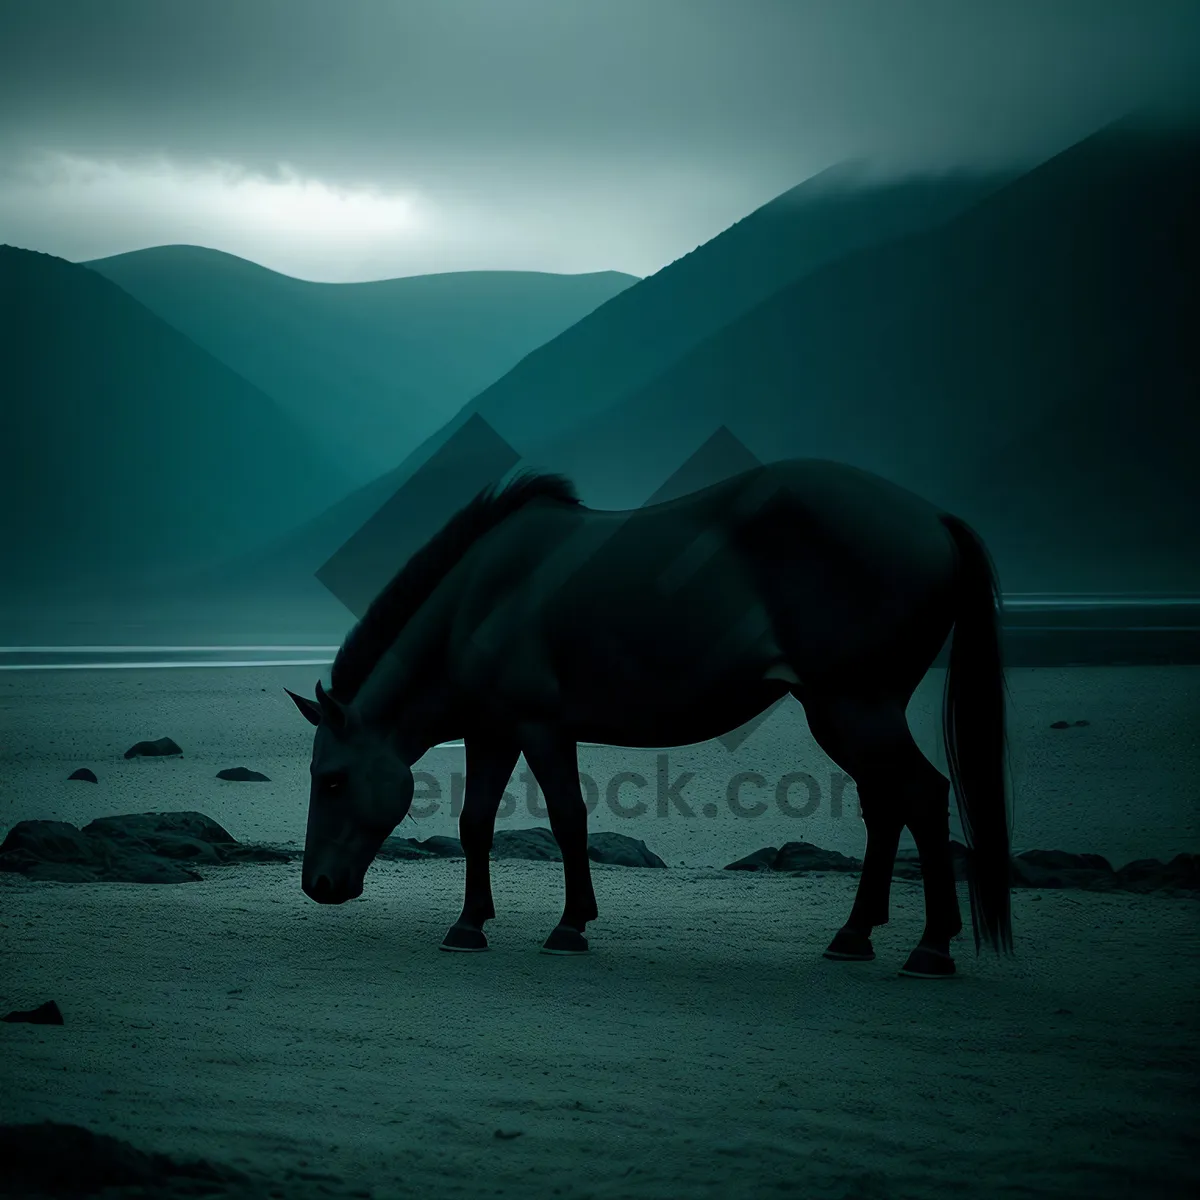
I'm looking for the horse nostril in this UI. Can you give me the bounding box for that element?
[308,875,334,903]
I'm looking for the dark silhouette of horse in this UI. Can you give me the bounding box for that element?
[288,460,1012,978]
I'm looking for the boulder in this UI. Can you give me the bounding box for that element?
[216,767,271,782]
[1,1000,63,1026]
[1011,848,1114,889]
[67,767,98,783]
[493,827,562,860]
[777,841,861,874]
[587,832,667,868]
[0,1122,249,1197]
[1113,853,1199,894]
[123,737,183,759]
[0,811,292,883]
[724,846,782,872]
[723,842,862,873]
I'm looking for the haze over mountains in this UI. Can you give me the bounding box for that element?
[86,246,637,480]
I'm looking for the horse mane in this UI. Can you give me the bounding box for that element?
[330,469,582,701]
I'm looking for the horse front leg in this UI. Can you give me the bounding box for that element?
[440,734,520,952]
[518,722,598,954]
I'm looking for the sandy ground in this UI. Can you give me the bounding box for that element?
[1,862,1197,1199]
[1,665,1198,1197]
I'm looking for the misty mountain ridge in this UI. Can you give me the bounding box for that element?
[373,162,1014,495]
[85,244,637,481]
[0,245,351,590]
[512,113,1199,591]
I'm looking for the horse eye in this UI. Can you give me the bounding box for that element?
[323,775,346,792]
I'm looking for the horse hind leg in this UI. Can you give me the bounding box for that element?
[801,692,963,977]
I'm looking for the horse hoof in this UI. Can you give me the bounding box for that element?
[898,945,956,978]
[440,922,489,952]
[540,925,589,955]
[823,928,875,961]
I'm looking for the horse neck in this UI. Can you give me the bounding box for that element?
[353,592,453,761]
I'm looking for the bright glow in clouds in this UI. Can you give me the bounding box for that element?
[1,152,432,279]
[0,148,782,280]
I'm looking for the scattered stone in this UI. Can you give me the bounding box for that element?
[587,831,667,868]
[123,736,183,759]
[2,1000,63,1025]
[68,767,98,783]
[0,811,293,883]
[1049,720,1071,729]
[493,1129,524,1140]
[0,1122,249,1197]
[216,767,271,782]
[724,846,780,872]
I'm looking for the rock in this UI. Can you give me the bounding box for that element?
[0,811,293,883]
[587,831,666,868]
[1049,720,1071,729]
[1010,848,1114,890]
[493,827,562,860]
[724,846,780,872]
[421,835,466,858]
[382,830,666,868]
[123,736,183,758]
[0,1122,248,1197]
[2,1000,64,1025]
[777,841,861,873]
[84,811,236,846]
[216,766,271,781]
[67,767,98,783]
[1114,853,1200,894]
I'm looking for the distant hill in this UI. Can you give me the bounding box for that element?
[375,164,1010,490]
[520,115,1200,591]
[85,245,638,480]
[0,246,353,590]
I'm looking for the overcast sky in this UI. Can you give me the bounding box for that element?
[2,0,1197,280]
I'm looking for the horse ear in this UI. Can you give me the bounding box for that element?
[314,680,350,733]
[284,688,322,727]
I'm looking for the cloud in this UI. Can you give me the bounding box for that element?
[0,149,780,279]
[2,1,1198,278]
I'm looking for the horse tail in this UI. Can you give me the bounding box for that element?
[938,513,1013,955]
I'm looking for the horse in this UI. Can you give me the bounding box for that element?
[287,459,1013,978]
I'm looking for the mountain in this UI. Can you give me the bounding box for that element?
[518,114,1200,591]
[0,245,353,591]
[151,165,1011,606]
[85,245,638,480]
[373,164,1011,490]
